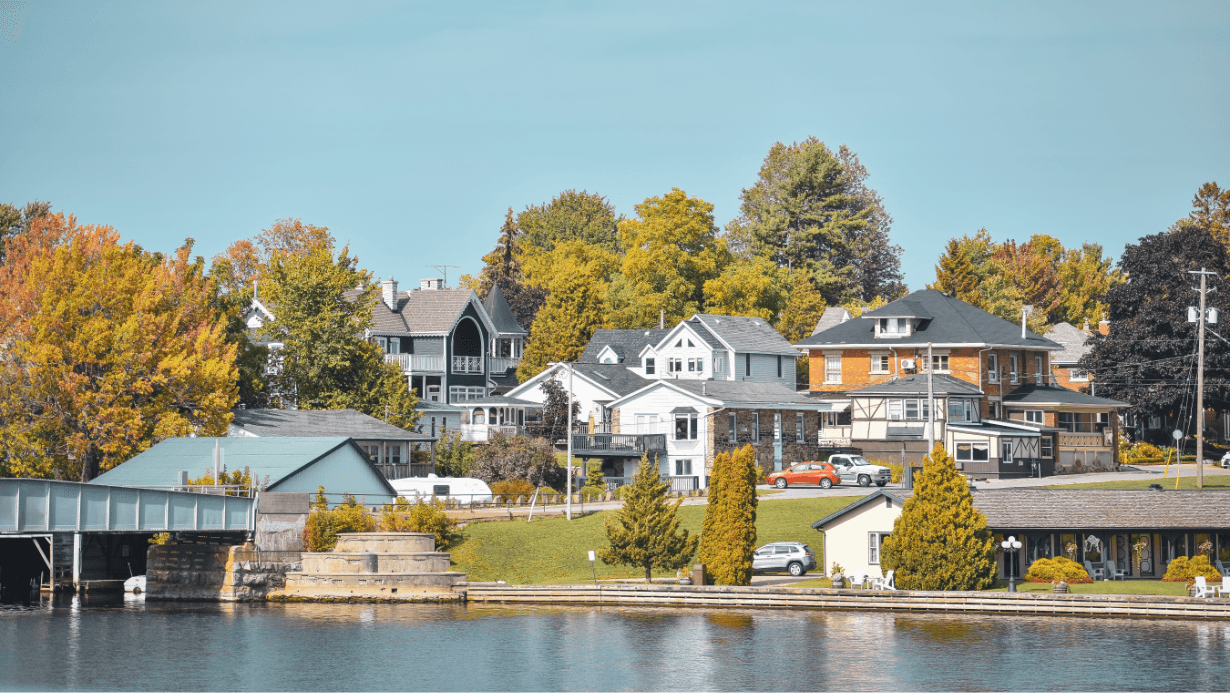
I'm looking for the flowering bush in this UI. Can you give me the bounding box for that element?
[1024,557,1093,583]
[1161,555,1223,583]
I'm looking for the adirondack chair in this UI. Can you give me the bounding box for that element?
[1102,560,1126,581]
[1214,576,1230,597]
[870,570,896,591]
[1083,560,1105,581]
[849,570,867,588]
[1192,576,1217,598]
[1216,560,1230,577]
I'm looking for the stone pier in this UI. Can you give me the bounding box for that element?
[274,532,466,602]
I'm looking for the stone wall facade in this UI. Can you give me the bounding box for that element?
[147,542,301,601]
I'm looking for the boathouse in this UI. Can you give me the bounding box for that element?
[811,489,1230,581]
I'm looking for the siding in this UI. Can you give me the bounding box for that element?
[272,446,393,498]
[821,496,901,578]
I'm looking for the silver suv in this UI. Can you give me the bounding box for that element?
[752,542,817,577]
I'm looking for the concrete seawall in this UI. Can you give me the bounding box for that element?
[467,583,1230,620]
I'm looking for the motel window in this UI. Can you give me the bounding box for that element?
[869,533,890,564]
[645,358,655,375]
[674,414,698,441]
[825,356,842,383]
[1025,410,1043,424]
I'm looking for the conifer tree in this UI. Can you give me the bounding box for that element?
[516,263,604,382]
[880,443,996,590]
[932,238,978,303]
[599,454,698,581]
[697,445,759,585]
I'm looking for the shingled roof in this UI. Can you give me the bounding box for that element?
[1001,384,1128,408]
[812,488,1230,531]
[579,329,669,363]
[690,314,797,355]
[572,362,655,398]
[665,379,835,409]
[482,284,527,335]
[797,289,1062,351]
[811,307,851,336]
[230,408,434,441]
[1047,322,1093,365]
[846,373,984,396]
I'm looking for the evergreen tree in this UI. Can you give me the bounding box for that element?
[599,454,698,581]
[777,272,828,344]
[697,445,758,585]
[466,208,548,331]
[1183,181,1230,249]
[516,263,605,382]
[880,443,996,590]
[932,238,978,303]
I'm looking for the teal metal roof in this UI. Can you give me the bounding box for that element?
[91,437,395,496]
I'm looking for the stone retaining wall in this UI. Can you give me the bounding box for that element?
[147,543,301,601]
[467,583,1230,620]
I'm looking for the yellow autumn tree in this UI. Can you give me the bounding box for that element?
[702,255,787,322]
[0,214,238,481]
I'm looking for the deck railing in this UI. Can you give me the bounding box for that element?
[571,433,667,456]
[373,463,436,480]
[452,355,483,374]
[383,354,445,373]
[460,424,524,443]
[488,356,520,373]
[1058,432,1107,448]
[602,475,699,492]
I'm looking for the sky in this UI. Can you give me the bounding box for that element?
[2,1,1228,292]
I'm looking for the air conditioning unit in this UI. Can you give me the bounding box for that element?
[900,358,916,370]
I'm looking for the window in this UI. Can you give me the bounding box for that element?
[1069,368,1089,382]
[430,417,436,436]
[825,355,842,383]
[988,354,1000,383]
[1059,412,1095,433]
[777,355,783,378]
[688,357,704,373]
[878,318,908,336]
[1025,410,1043,424]
[745,353,752,376]
[1002,440,1014,463]
[1035,355,1044,384]
[888,400,903,421]
[1041,437,1053,459]
[674,413,698,440]
[729,412,737,441]
[668,358,683,373]
[949,399,974,422]
[928,354,949,372]
[1010,355,1019,384]
[871,355,890,374]
[905,399,919,420]
[714,356,723,373]
[955,442,989,461]
[472,409,486,425]
[645,358,655,375]
[449,386,486,402]
[674,459,693,475]
[796,413,805,442]
[752,413,760,443]
[687,339,694,348]
[385,445,401,465]
[869,533,890,564]
[687,358,696,372]
[901,399,931,420]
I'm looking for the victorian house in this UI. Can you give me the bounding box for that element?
[796,289,1126,478]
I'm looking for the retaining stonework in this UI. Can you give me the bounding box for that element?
[147,542,301,601]
[275,532,466,602]
[466,583,1230,620]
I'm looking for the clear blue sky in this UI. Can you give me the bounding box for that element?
[2,1,1227,292]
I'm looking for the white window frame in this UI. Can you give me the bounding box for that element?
[888,400,903,421]
[988,354,1000,384]
[927,354,950,373]
[1025,410,1043,424]
[1041,436,1053,459]
[449,386,486,402]
[955,442,989,461]
[1010,355,1019,384]
[752,412,760,443]
[825,355,842,384]
[1034,355,1044,385]
[870,354,890,374]
[1069,368,1089,382]
[674,413,698,441]
[869,532,889,564]
[645,357,655,375]
[674,459,693,476]
[796,413,805,443]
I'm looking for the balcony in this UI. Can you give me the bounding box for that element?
[461,424,523,443]
[571,433,667,457]
[383,353,445,373]
[452,355,483,374]
[1058,432,1109,448]
[488,356,521,374]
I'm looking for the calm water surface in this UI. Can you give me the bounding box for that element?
[2,594,1227,691]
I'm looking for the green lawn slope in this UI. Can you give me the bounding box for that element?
[449,496,857,584]
[1060,475,1230,490]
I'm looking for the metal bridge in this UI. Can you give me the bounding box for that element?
[0,478,255,534]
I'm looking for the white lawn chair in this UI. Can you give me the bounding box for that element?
[1214,576,1230,597]
[1192,576,1217,598]
[1103,560,1126,581]
[870,570,896,591]
[1083,561,1106,581]
[849,570,866,588]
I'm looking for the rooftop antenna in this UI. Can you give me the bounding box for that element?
[427,265,460,289]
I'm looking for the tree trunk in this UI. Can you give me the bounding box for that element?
[645,563,652,582]
[80,447,100,482]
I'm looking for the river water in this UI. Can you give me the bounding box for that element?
[2,594,1228,691]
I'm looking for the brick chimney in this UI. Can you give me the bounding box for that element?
[1098,315,1109,336]
[420,278,444,291]
[381,277,398,311]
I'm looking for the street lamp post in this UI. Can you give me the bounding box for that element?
[1001,535,1022,593]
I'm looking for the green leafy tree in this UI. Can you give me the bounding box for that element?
[433,430,476,478]
[1056,242,1121,327]
[517,262,605,382]
[607,188,729,328]
[1182,181,1230,249]
[380,498,461,550]
[527,373,579,439]
[517,189,622,254]
[599,454,699,581]
[880,443,996,590]
[697,446,759,585]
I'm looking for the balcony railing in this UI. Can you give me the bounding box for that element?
[488,356,520,374]
[383,353,445,373]
[374,463,436,480]
[452,355,483,374]
[1058,432,1109,448]
[460,424,523,443]
[571,433,667,456]
[602,475,699,492]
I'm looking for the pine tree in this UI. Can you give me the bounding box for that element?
[516,262,604,382]
[880,443,996,590]
[697,445,759,585]
[599,453,699,581]
[932,238,978,302]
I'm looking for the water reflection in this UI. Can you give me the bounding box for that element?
[2,601,1229,691]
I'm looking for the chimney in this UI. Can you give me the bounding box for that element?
[1098,317,1109,336]
[382,277,398,311]
[1081,318,1091,334]
[421,278,444,291]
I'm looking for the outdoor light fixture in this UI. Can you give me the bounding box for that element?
[1001,536,1022,593]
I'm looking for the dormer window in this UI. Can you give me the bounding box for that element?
[877,318,910,337]
[645,357,656,375]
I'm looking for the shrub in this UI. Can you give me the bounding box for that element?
[380,498,461,550]
[490,478,536,498]
[1121,441,1167,465]
[876,460,904,484]
[303,491,376,552]
[881,443,996,590]
[698,445,758,585]
[434,430,476,478]
[1024,556,1093,583]
[471,433,564,489]
[1161,555,1224,583]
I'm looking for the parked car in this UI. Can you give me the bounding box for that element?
[766,462,842,489]
[1221,451,1230,468]
[752,542,817,577]
[827,454,892,487]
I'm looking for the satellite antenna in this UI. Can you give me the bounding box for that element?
[427,264,460,288]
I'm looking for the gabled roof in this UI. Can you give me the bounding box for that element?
[689,314,797,356]
[579,329,669,363]
[230,408,433,441]
[812,489,908,529]
[90,437,396,495]
[351,286,497,337]
[610,379,837,410]
[846,373,984,397]
[482,284,527,336]
[797,289,1062,351]
[572,363,653,398]
[1047,322,1093,365]
[811,307,851,336]
[1001,384,1128,408]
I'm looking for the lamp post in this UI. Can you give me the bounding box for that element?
[1001,535,1022,593]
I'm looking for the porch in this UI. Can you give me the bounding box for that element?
[383,353,445,373]
[993,530,1230,580]
[570,433,667,457]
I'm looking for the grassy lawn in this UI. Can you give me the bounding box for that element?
[985,580,1191,596]
[1061,475,1230,490]
[449,496,857,584]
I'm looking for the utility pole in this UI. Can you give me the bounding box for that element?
[566,362,574,520]
[1190,268,1217,489]
[927,342,935,454]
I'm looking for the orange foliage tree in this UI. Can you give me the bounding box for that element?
[0,214,238,480]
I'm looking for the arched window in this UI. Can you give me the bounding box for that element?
[472,408,486,425]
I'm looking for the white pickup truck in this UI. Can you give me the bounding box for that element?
[827,454,892,487]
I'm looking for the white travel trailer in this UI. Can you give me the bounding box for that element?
[390,474,493,503]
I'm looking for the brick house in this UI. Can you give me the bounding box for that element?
[796,290,1127,477]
